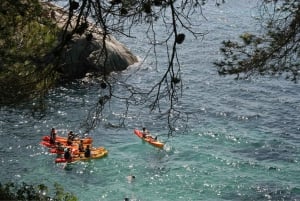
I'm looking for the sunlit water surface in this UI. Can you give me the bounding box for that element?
[1,1,299,200]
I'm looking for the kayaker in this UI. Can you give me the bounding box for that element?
[142,127,150,138]
[84,145,91,158]
[57,142,64,152]
[68,131,76,140]
[64,148,72,161]
[50,128,57,144]
[142,127,157,140]
[67,131,74,145]
[56,142,64,158]
[78,140,84,152]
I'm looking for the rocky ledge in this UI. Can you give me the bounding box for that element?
[41,2,138,79]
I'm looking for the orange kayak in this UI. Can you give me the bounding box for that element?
[42,135,93,145]
[40,140,83,151]
[40,140,56,148]
[133,129,164,148]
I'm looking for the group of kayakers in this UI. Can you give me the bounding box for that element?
[49,128,92,162]
[43,126,161,164]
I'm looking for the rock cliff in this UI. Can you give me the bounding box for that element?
[42,2,138,79]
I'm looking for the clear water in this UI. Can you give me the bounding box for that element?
[1,1,299,201]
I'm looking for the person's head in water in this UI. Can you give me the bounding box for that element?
[126,175,135,183]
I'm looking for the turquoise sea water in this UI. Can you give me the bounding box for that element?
[0,1,299,200]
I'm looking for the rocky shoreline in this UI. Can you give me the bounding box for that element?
[41,2,138,79]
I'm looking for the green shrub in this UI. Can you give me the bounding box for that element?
[0,182,77,201]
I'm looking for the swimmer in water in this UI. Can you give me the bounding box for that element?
[126,175,136,183]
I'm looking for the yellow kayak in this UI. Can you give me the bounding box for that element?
[55,147,108,163]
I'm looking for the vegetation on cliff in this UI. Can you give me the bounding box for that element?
[0,0,59,105]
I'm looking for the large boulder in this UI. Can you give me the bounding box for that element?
[42,2,138,79]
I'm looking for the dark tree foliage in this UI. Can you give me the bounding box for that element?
[0,0,59,106]
[215,0,300,82]
[0,182,77,201]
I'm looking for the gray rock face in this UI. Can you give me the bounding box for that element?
[42,2,138,79]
